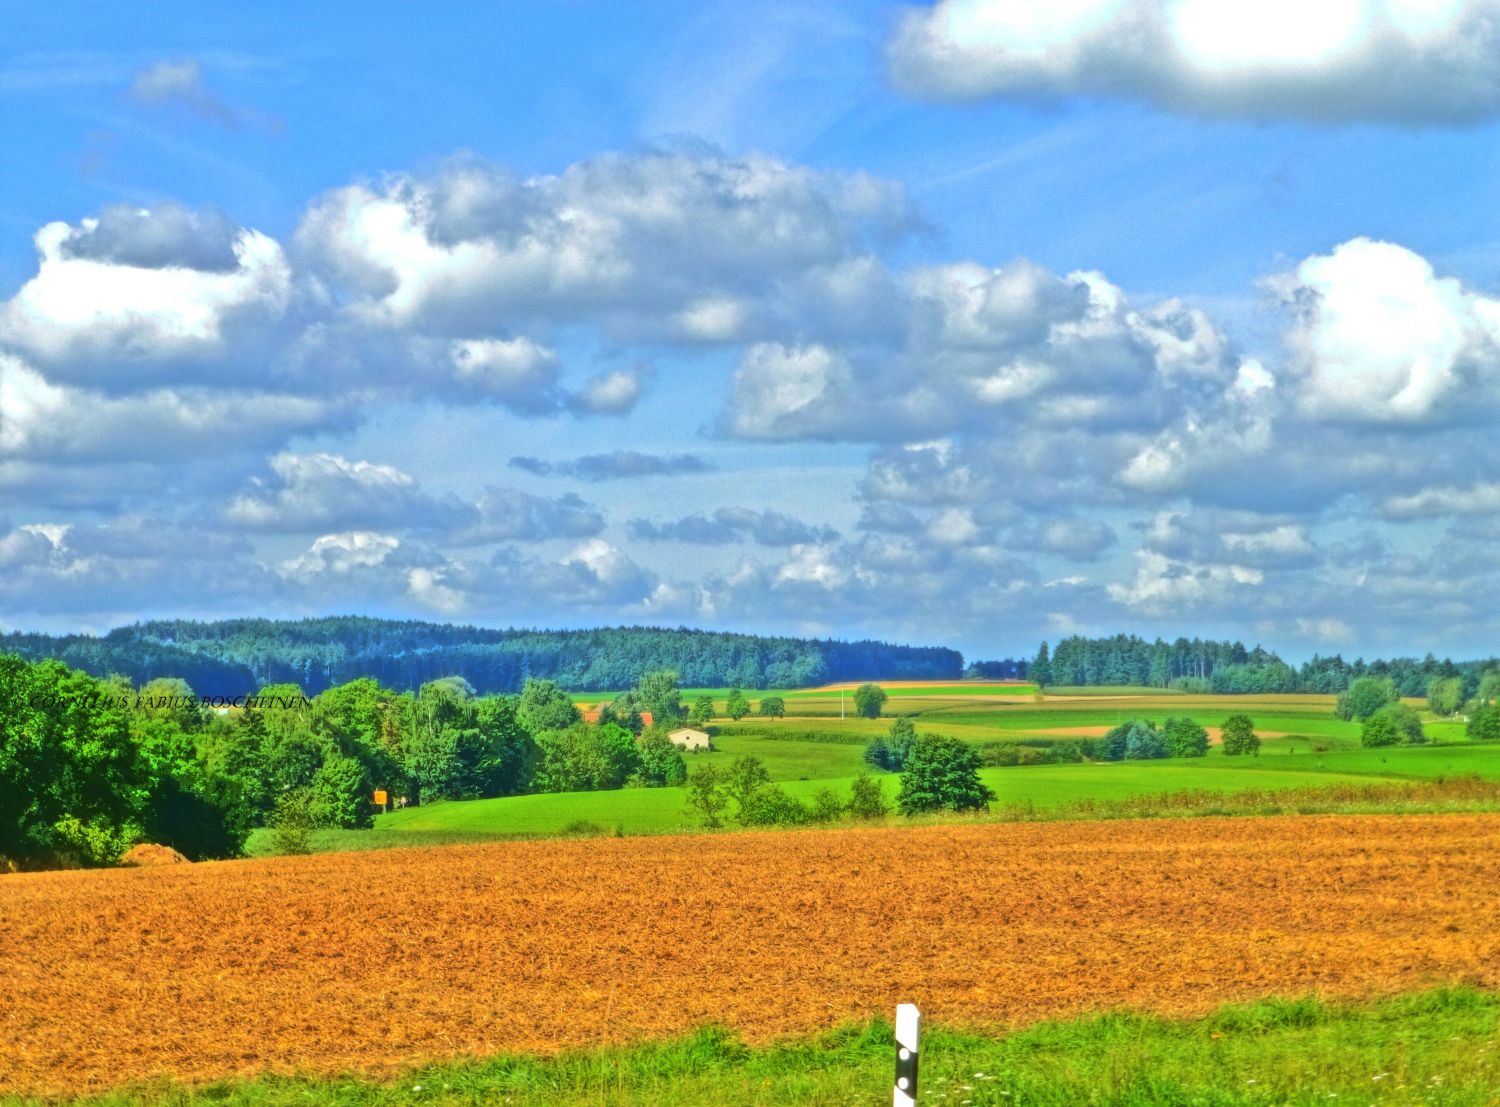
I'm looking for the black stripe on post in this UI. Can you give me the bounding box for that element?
[894,1002,920,1104]
[894,1046,918,1096]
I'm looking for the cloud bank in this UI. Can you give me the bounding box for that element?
[3,146,1499,654]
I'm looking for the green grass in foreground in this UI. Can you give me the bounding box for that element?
[24,988,1499,1106]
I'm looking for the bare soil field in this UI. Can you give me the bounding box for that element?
[3,814,1498,1096]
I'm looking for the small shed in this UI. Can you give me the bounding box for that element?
[668,727,712,752]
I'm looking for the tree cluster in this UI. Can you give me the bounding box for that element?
[1335,677,1398,721]
[864,717,917,771]
[1096,717,1213,761]
[1,656,252,867]
[1,654,695,868]
[1360,704,1426,747]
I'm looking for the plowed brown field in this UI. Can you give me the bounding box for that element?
[4,814,1499,1096]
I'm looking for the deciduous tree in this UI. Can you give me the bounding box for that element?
[896,734,995,814]
[691,695,715,726]
[854,683,888,719]
[684,764,729,828]
[1220,714,1260,756]
[517,678,581,733]
[1335,677,1397,721]
[1163,717,1209,758]
[1427,676,1464,717]
[847,772,890,820]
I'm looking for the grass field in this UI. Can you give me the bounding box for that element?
[241,685,1498,852]
[10,815,1500,1098]
[240,746,1500,850]
[19,988,1499,1105]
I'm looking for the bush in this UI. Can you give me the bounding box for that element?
[269,789,317,855]
[897,735,995,815]
[1221,715,1260,756]
[1050,740,1087,763]
[847,772,889,820]
[725,756,773,811]
[1362,703,1425,747]
[737,784,811,827]
[982,743,1021,767]
[1388,703,1426,745]
[558,819,609,837]
[976,740,1082,767]
[1163,717,1210,758]
[809,787,845,822]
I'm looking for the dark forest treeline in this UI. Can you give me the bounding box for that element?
[1,618,963,698]
[1029,634,1500,697]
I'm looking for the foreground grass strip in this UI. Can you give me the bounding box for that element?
[17,988,1499,1107]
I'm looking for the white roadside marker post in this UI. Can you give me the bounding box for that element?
[893,1003,920,1105]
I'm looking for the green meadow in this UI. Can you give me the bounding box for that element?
[246,685,1500,855]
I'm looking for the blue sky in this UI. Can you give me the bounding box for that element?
[4,0,1500,663]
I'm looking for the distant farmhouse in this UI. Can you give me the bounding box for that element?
[667,727,711,751]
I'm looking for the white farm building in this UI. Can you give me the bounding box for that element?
[667,727,712,751]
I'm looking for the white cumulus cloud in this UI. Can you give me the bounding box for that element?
[888,0,1500,123]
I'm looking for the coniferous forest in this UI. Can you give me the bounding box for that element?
[1,618,964,697]
[1023,634,1500,698]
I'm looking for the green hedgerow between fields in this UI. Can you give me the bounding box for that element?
[13,988,1498,1106]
